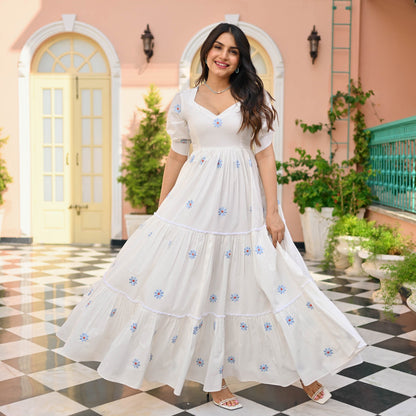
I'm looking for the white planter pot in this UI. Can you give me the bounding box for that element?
[300,207,336,261]
[403,282,416,313]
[125,213,153,238]
[360,253,405,304]
[336,236,369,276]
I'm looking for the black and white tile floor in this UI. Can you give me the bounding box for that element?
[0,244,415,416]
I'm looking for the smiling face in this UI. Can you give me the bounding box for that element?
[206,32,240,81]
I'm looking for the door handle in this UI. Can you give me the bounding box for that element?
[68,204,88,215]
[76,153,79,166]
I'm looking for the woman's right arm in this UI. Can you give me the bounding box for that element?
[158,149,188,206]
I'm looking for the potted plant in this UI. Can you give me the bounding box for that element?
[382,252,416,314]
[276,149,373,260]
[276,80,377,261]
[324,215,374,274]
[118,85,170,237]
[359,224,413,304]
[0,129,12,235]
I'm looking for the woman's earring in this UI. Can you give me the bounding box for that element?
[235,67,240,74]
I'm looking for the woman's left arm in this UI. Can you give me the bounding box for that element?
[255,144,285,246]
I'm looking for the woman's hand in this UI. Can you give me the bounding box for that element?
[266,211,285,247]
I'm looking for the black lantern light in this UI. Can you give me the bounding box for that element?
[307,25,321,64]
[141,24,154,62]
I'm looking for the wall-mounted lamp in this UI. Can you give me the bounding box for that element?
[141,24,154,62]
[307,25,321,64]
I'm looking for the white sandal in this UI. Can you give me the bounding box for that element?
[301,380,331,404]
[208,383,243,410]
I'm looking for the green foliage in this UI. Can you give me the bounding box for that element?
[360,224,413,257]
[382,252,416,313]
[323,215,375,270]
[0,129,12,205]
[118,85,170,214]
[276,148,374,216]
[278,79,378,216]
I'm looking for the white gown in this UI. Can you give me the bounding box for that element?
[57,87,366,395]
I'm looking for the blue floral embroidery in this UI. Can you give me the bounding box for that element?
[217,159,223,168]
[174,103,181,113]
[230,293,239,302]
[259,364,269,372]
[227,356,235,364]
[132,358,140,368]
[240,322,248,331]
[172,335,178,343]
[149,353,153,362]
[255,245,264,255]
[148,232,153,237]
[86,300,91,307]
[189,154,195,163]
[196,358,204,367]
[193,323,203,335]
[286,315,295,326]
[80,333,88,342]
[248,158,253,167]
[306,302,314,309]
[188,249,197,259]
[186,200,193,209]
[218,207,227,216]
[209,294,217,303]
[225,250,231,258]
[324,347,334,357]
[277,285,287,294]
[219,366,223,374]
[154,289,164,299]
[213,118,223,128]
[264,322,272,331]
[129,276,138,286]
[235,160,240,168]
[109,308,117,317]
[200,156,206,165]
[244,246,251,256]
[130,322,138,332]
[87,288,93,296]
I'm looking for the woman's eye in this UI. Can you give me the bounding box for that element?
[230,50,238,55]
[214,45,221,49]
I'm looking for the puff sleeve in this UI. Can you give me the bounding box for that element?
[253,94,278,154]
[166,92,191,156]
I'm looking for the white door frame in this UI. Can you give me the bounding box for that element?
[179,15,285,202]
[18,14,123,241]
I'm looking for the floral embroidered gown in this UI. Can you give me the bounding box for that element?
[57,87,366,395]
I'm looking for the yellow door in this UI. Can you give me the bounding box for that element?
[31,77,73,243]
[73,78,111,243]
[31,34,111,244]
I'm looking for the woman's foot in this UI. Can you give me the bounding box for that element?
[210,380,242,410]
[300,380,331,404]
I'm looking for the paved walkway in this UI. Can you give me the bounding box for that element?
[0,244,415,415]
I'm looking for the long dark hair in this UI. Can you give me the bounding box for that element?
[196,23,277,147]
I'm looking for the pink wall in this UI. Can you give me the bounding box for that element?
[359,0,416,128]
[0,0,414,242]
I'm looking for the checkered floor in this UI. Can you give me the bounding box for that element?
[0,244,415,416]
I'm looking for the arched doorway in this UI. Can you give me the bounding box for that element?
[30,34,111,244]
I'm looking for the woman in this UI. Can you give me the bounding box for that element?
[57,23,366,411]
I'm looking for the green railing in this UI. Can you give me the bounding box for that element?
[368,116,416,213]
